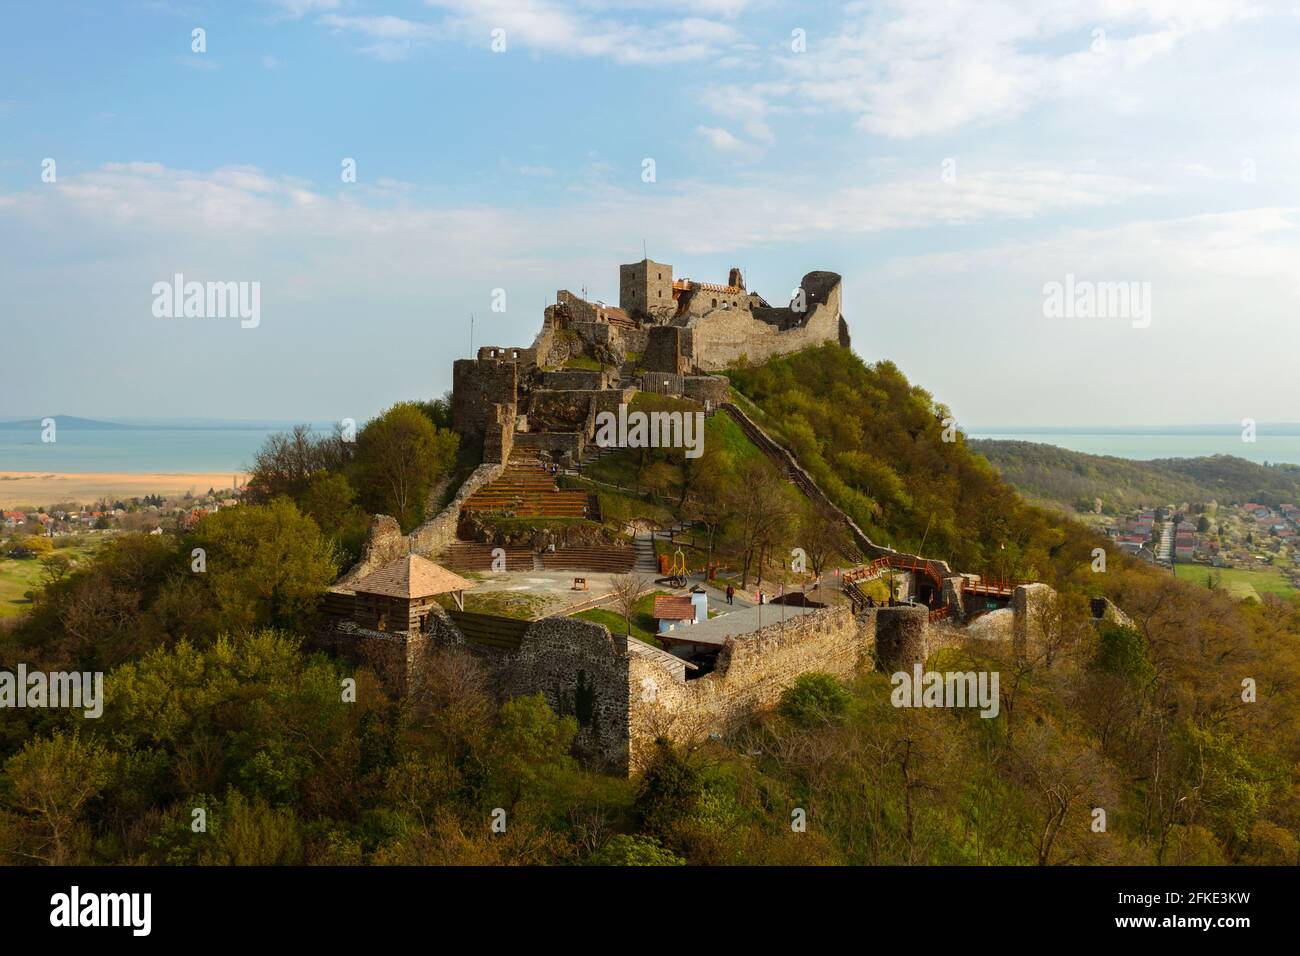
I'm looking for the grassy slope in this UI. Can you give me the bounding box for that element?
[573,591,666,646]
[571,396,774,534]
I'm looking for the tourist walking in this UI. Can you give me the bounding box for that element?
[725,584,734,605]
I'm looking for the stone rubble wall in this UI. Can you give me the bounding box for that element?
[335,462,505,588]
[626,605,874,772]
[1012,583,1056,658]
[452,358,518,437]
[685,273,843,371]
[500,617,634,769]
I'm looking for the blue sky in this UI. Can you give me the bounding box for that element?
[2,0,1299,429]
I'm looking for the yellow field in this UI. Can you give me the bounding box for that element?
[0,471,243,509]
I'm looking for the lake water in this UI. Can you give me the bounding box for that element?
[2,421,1299,472]
[0,425,324,473]
[966,428,1300,466]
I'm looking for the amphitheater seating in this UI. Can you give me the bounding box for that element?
[542,546,636,573]
[440,542,535,572]
[462,459,599,520]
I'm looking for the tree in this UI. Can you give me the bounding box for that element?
[188,499,338,633]
[38,551,72,586]
[609,573,650,638]
[245,424,350,504]
[727,458,797,589]
[634,739,703,849]
[589,834,685,866]
[0,732,117,865]
[779,672,851,725]
[414,391,453,431]
[299,472,370,560]
[684,449,736,576]
[1093,623,1156,689]
[798,502,851,578]
[354,402,458,530]
[22,535,53,557]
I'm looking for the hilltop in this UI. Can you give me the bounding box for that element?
[3,256,1298,869]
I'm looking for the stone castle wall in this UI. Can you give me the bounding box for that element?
[686,274,843,371]
[643,326,690,375]
[452,358,518,437]
[627,605,873,771]
[326,577,1064,774]
[501,618,634,768]
[335,462,505,588]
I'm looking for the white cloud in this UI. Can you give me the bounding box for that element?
[266,0,341,18]
[423,0,738,64]
[318,14,441,60]
[2,160,1157,272]
[3,161,1292,424]
[761,0,1259,138]
[697,125,746,152]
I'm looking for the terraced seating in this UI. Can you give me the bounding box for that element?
[441,542,535,572]
[462,460,599,520]
[542,546,636,573]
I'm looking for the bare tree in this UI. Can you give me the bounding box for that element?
[609,573,650,638]
[728,459,797,590]
[684,451,736,577]
[798,501,851,578]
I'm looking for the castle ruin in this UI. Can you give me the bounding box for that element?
[318,256,1103,775]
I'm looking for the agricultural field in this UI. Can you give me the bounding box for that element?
[1173,563,1295,601]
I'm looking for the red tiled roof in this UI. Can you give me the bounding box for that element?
[653,595,695,620]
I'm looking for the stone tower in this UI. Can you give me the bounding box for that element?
[619,258,673,320]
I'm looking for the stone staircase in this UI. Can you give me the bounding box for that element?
[632,533,658,573]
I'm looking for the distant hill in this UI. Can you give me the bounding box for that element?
[970,439,1300,513]
[0,415,134,430]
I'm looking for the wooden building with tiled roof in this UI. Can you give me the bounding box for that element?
[350,554,473,632]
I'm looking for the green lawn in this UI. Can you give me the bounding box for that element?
[434,587,550,620]
[0,540,103,618]
[573,591,666,647]
[0,556,46,617]
[1174,563,1295,601]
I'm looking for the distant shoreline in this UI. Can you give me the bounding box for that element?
[0,472,246,509]
[967,432,1300,467]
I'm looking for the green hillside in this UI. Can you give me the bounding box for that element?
[971,439,1300,513]
[727,344,1091,583]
